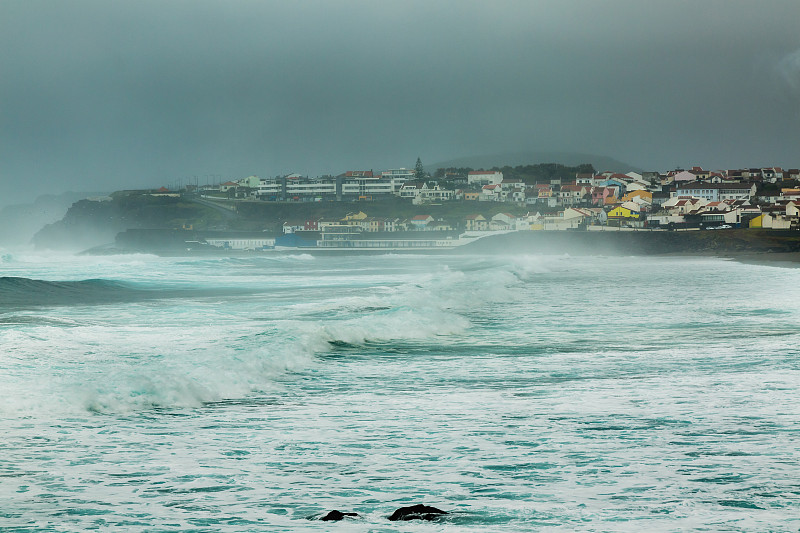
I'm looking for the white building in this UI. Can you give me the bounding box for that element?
[340,177,394,198]
[674,182,756,202]
[286,179,336,198]
[541,209,587,230]
[479,184,502,201]
[468,171,503,186]
[413,185,455,204]
[490,213,517,230]
[381,168,415,186]
[672,170,697,183]
[205,237,275,250]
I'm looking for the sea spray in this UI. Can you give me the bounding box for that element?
[2,253,799,531]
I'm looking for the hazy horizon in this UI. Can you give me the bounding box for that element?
[2,0,799,207]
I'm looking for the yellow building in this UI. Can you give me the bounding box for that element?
[342,211,368,225]
[607,206,640,219]
[621,190,653,202]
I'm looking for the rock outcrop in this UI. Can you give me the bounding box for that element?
[318,510,360,521]
[387,504,448,521]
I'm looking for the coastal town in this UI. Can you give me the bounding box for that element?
[56,161,800,253]
[187,163,800,236]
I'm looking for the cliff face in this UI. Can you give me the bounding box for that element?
[32,199,124,251]
[32,194,224,251]
[0,192,105,247]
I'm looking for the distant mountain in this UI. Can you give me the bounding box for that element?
[428,151,643,174]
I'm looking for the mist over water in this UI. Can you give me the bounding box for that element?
[0,193,103,250]
[1,251,799,531]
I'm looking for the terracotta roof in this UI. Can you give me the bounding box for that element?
[345,171,373,178]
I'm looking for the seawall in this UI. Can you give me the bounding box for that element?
[458,229,800,257]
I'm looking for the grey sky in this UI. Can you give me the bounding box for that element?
[2,0,799,206]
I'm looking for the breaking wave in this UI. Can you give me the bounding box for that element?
[0,254,567,415]
[0,276,139,308]
[0,276,263,309]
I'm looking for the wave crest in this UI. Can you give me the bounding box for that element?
[0,276,135,308]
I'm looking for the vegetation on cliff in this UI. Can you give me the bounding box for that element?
[32,193,225,250]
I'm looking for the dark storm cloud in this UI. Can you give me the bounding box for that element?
[2,0,799,205]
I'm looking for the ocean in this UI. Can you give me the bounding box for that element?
[1,250,799,531]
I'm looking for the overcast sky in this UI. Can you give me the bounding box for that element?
[2,0,800,206]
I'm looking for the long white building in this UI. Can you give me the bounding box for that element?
[468,171,503,185]
[252,173,409,201]
[674,182,756,202]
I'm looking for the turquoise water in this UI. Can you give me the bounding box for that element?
[1,251,799,531]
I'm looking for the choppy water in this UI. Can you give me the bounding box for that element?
[1,250,799,531]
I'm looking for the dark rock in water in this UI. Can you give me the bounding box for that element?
[388,504,448,521]
[319,510,359,521]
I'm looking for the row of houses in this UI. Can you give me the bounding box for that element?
[289,190,800,235]
[664,166,800,184]
[282,211,532,234]
[212,170,414,202]
[202,164,798,207]
[575,194,800,230]
[191,162,799,231]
